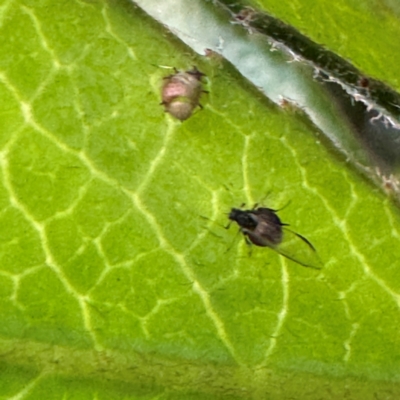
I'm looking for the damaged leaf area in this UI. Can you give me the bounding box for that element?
[1,0,400,399]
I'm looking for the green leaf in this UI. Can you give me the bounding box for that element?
[1,0,400,399]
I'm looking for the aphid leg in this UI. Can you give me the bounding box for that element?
[225,229,242,253]
[244,236,251,245]
[276,200,292,211]
[225,221,233,229]
[244,235,253,256]
[190,65,206,77]
[199,214,228,231]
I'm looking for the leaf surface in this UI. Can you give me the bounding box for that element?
[1,0,400,399]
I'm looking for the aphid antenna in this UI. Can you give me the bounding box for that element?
[274,199,292,212]
[198,216,226,242]
[253,199,292,212]
[199,214,227,231]
[161,68,179,80]
[250,203,290,226]
[253,191,291,211]
[255,191,273,207]
[224,210,236,229]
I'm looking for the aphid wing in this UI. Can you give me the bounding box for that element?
[291,231,316,252]
[272,228,322,269]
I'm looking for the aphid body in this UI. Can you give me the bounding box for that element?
[161,67,205,121]
[229,207,284,247]
[228,206,321,269]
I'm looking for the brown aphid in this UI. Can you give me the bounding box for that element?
[161,67,205,121]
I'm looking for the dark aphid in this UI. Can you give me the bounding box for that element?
[161,67,205,121]
[244,207,286,246]
[228,206,321,269]
[228,208,258,230]
[229,207,284,246]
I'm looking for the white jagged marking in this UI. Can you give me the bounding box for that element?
[140,297,185,339]
[336,280,367,362]
[0,153,103,351]
[20,5,61,69]
[383,198,400,241]
[44,178,93,223]
[13,266,45,310]
[0,270,23,310]
[343,322,359,363]
[17,7,61,106]
[279,136,400,308]
[0,73,38,131]
[8,372,45,400]
[173,161,216,194]
[0,59,240,363]
[136,117,176,194]
[14,104,240,361]
[0,0,13,29]
[185,188,220,254]
[242,133,254,205]
[259,258,289,365]
[20,101,33,122]
[131,193,241,364]
[101,4,137,60]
